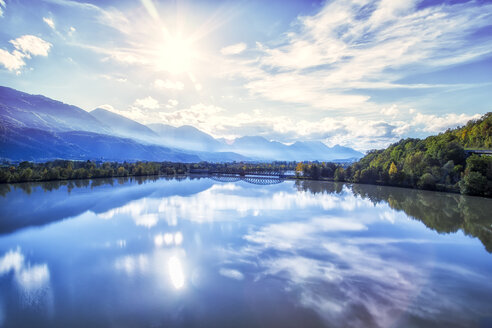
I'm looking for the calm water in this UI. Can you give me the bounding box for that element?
[0,177,491,328]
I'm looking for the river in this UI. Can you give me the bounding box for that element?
[0,177,491,327]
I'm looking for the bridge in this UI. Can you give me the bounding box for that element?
[209,175,285,185]
[465,149,492,156]
[189,168,294,185]
[206,168,293,178]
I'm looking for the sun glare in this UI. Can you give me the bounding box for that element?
[158,32,194,74]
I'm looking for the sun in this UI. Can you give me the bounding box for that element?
[157,32,194,75]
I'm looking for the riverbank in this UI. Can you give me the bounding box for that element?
[1,159,489,198]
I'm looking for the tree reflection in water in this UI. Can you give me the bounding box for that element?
[296,180,492,253]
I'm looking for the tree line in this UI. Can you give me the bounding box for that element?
[296,113,492,197]
[0,160,298,184]
[1,113,490,197]
[0,160,189,183]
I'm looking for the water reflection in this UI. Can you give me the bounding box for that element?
[0,178,491,327]
[0,248,53,314]
[114,254,149,276]
[292,180,492,253]
[155,232,183,247]
[168,256,185,289]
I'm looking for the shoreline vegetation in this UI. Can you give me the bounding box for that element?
[1,113,491,197]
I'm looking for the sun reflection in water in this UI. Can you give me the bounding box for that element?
[174,232,183,245]
[168,256,185,289]
[154,232,183,247]
[164,233,174,245]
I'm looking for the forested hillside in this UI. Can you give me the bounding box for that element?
[343,112,492,196]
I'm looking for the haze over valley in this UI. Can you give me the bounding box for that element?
[0,86,363,162]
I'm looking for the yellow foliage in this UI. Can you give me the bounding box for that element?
[295,162,304,173]
[389,162,398,176]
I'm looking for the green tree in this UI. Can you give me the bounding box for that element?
[19,168,33,182]
[334,167,345,181]
[418,173,436,190]
[460,171,488,196]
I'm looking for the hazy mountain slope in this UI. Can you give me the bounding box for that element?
[0,125,85,161]
[229,136,290,160]
[326,144,364,159]
[91,108,158,140]
[194,151,249,162]
[0,86,110,133]
[0,125,199,162]
[147,123,222,152]
[60,131,199,162]
[0,86,363,162]
[228,137,364,161]
[289,141,331,160]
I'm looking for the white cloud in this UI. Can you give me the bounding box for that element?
[0,35,52,72]
[99,74,127,83]
[134,96,159,109]
[45,0,130,34]
[219,268,244,280]
[43,17,55,30]
[381,104,400,117]
[166,99,178,109]
[108,51,148,65]
[0,0,5,17]
[220,42,247,55]
[97,104,116,112]
[412,112,481,133]
[147,100,483,151]
[68,26,76,36]
[30,0,490,151]
[10,35,52,57]
[221,0,492,112]
[0,49,25,71]
[159,103,225,128]
[154,79,184,91]
[188,73,202,92]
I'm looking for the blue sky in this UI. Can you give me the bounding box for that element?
[0,0,491,151]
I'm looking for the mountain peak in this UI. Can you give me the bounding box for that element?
[90,107,158,139]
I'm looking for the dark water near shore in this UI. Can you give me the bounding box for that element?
[0,177,491,328]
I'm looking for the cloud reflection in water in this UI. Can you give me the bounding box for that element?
[0,248,52,312]
[1,178,489,327]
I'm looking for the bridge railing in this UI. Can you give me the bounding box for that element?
[464,149,492,156]
[207,169,293,177]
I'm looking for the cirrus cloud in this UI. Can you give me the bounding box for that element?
[43,17,55,30]
[220,42,247,55]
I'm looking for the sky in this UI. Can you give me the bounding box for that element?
[0,0,492,151]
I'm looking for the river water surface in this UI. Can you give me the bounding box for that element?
[0,177,491,328]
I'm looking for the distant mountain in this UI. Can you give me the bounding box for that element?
[326,144,364,160]
[0,86,110,134]
[0,87,198,162]
[229,136,290,160]
[147,123,222,152]
[227,137,363,161]
[0,86,363,162]
[0,125,199,162]
[91,108,159,140]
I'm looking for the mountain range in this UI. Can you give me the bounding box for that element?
[0,86,363,162]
